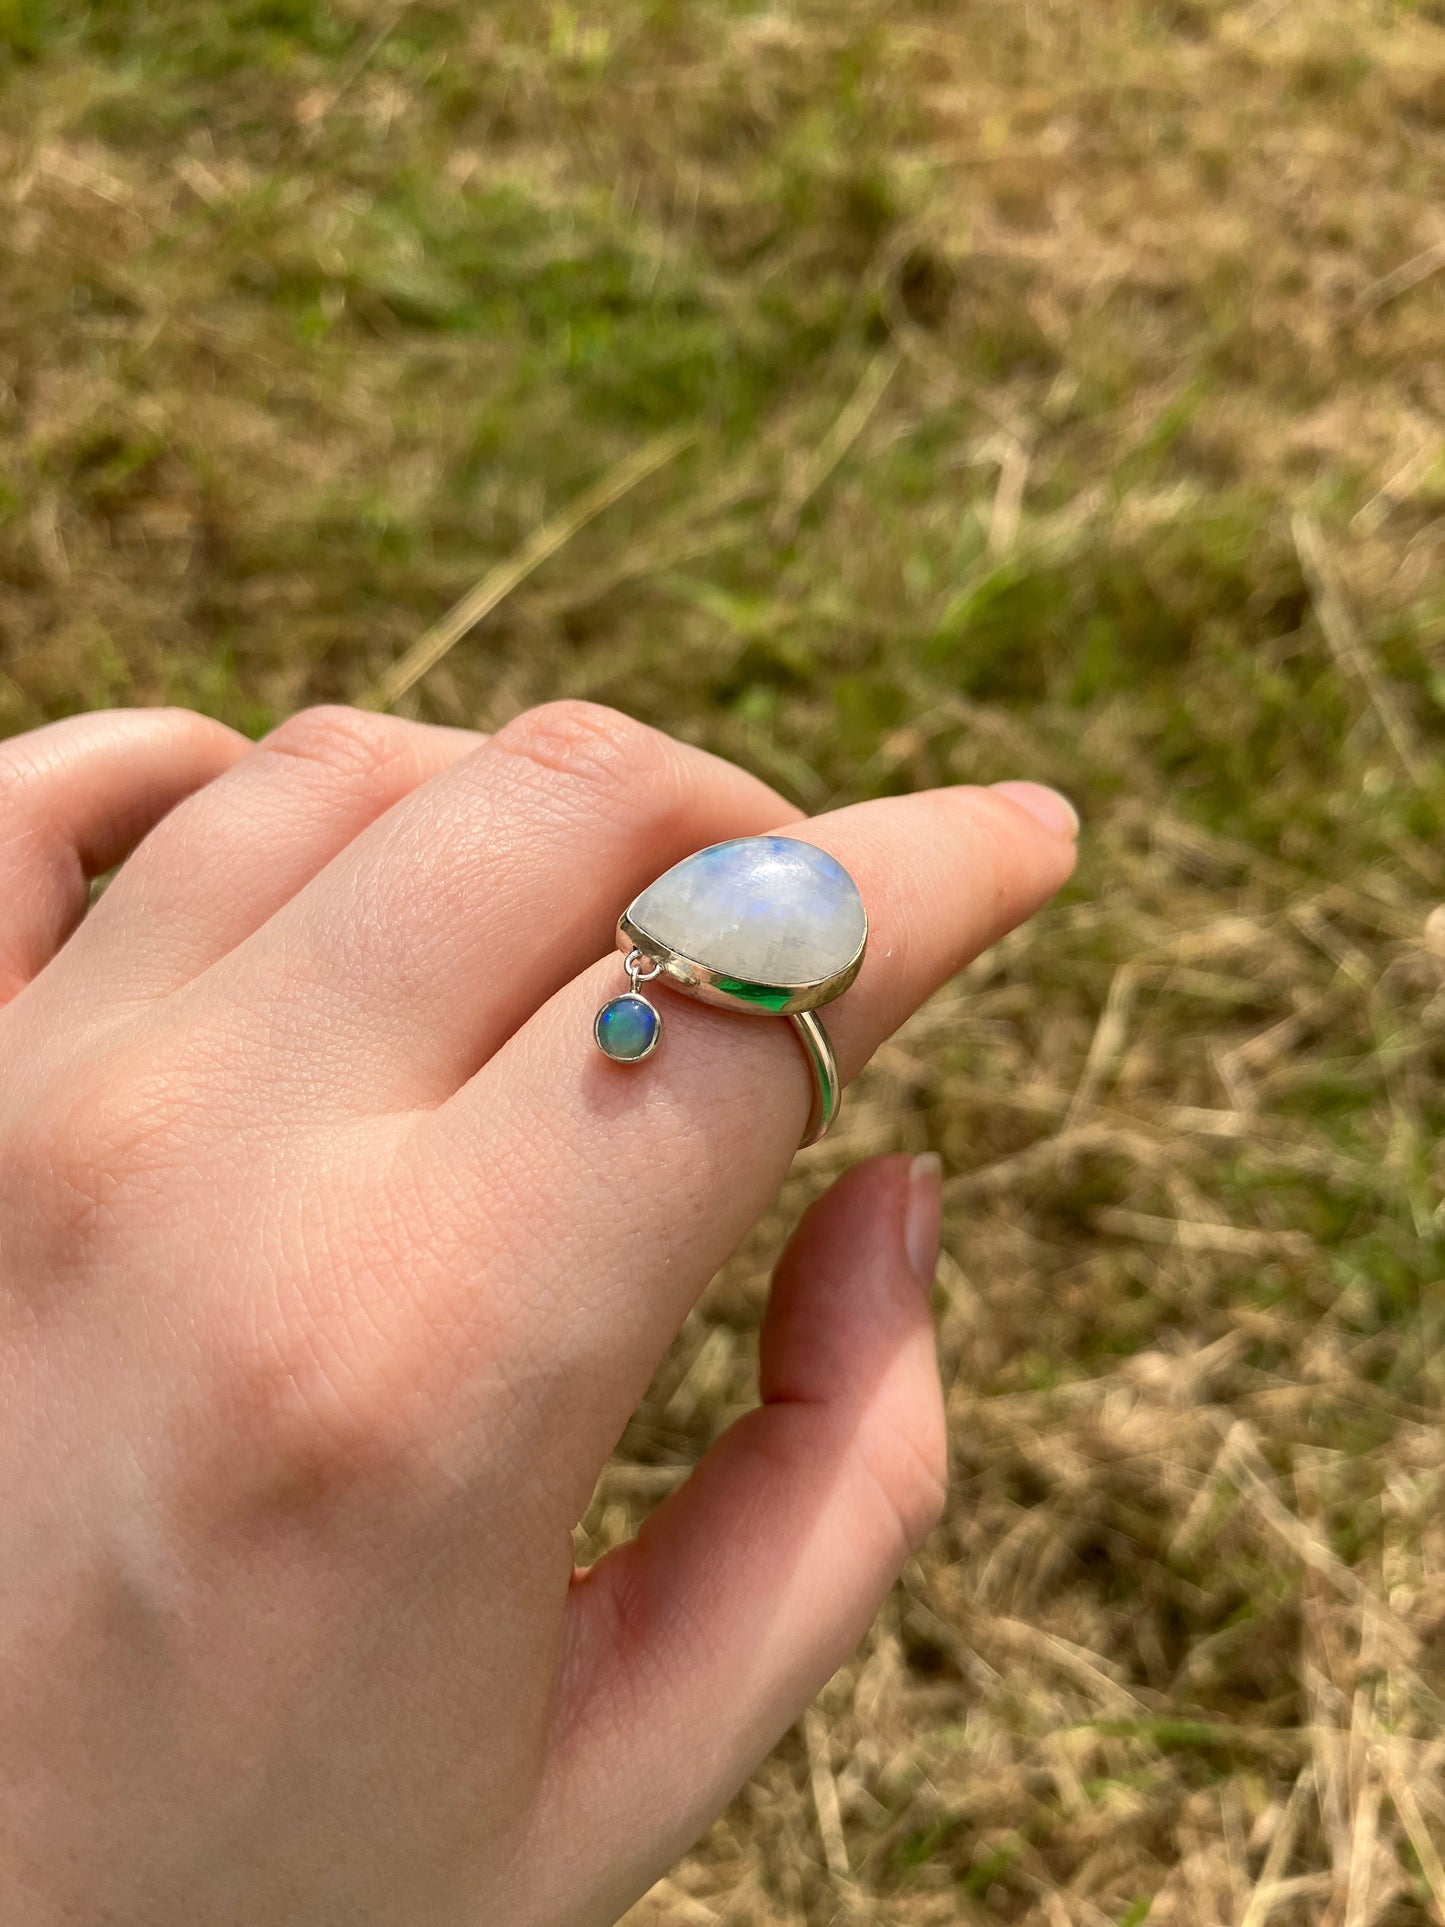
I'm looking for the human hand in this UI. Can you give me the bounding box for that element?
[0,701,1077,1925]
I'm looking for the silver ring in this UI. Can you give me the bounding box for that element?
[592,835,866,1147]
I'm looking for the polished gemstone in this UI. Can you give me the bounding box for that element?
[627,835,866,988]
[594,992,661,1061]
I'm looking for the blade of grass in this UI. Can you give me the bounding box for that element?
[359,427,694,711]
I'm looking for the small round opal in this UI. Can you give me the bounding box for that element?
[594,992,661,1062]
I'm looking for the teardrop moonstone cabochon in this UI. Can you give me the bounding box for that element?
[624,835,866,992]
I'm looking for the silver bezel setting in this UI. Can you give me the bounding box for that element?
[598,840,866,1146]
[616,899,867,1018]
[592,991,662,1062]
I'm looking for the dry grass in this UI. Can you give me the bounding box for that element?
[3,1,1445,1920]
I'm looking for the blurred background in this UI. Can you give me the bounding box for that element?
[3,2,1444,1921]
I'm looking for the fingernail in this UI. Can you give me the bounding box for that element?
[904,1153,943,1289]
[991,780,1080,839]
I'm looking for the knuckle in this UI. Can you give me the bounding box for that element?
[150,707,245,767]
[489,701,673,817]
[152,703,220,736]
[56,1058,191,1186]
[0,1058,192,1284]
[257,705,402,786]
[202,1319,446,1530]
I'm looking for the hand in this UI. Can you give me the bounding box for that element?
[0,701,1077,1925]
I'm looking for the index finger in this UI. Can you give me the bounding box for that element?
[412,781,1077,1476]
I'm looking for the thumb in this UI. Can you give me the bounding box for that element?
[533,1153,947,1923]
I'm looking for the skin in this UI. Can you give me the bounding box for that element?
[0,701,1077,1926]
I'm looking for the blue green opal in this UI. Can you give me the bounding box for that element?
[594,992,661,1062]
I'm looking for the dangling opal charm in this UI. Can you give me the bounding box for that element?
[593,950,662,1062]
[591,835,868,1145]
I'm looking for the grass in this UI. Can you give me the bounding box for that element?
[3,0,1444,1920]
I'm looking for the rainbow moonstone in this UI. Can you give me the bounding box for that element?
[626,836,865,989]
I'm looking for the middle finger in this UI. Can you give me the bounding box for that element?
[197,703,797,1109]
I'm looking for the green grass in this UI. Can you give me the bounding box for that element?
[4,1,1445,1921]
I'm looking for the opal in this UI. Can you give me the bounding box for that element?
[626,835,866,989]
[594,992,661,1062]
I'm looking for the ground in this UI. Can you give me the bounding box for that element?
[3,1,1444,1920]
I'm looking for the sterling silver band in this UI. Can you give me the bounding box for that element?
[789,1008,840,1147]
